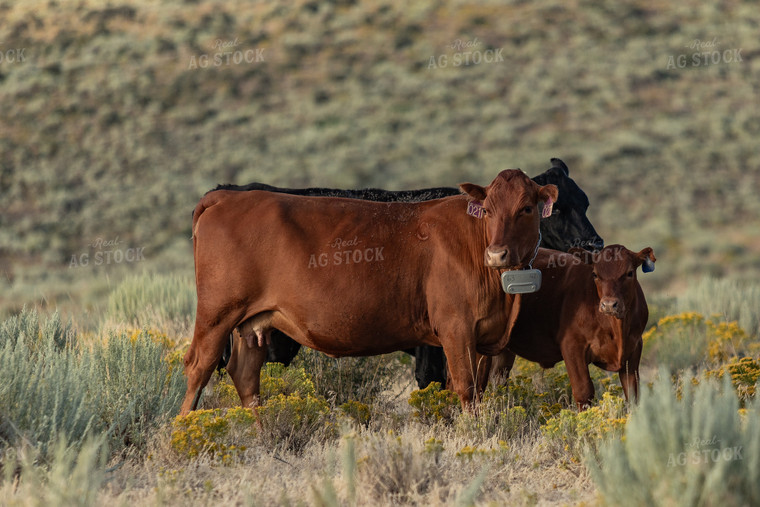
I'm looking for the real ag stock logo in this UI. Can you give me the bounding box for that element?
[667,435,743,467]
[69,236,145,268]
[427,37,504,69]
[666,38,743,69]
[188,37,265,70]
[307,236,385,269]
[0,42,26,64]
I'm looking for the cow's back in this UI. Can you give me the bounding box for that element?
[193,189,481,356]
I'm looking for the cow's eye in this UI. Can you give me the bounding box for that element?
[627,270,634,278]
[523,206,533,215]
[592,272,598,280]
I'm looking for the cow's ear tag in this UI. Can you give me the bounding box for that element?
[541,198,554,218]
[642,258,655,273]
[467,201,484,219]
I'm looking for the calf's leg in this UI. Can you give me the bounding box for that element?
[561,339,594,410]
[619,339,642,403]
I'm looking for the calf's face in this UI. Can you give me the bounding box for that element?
[460,169,558,269]
[587,245,656,319]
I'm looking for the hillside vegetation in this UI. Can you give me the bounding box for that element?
[1,0,759,315]
[2,277,760,505]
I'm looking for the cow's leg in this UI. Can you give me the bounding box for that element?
[561,339,594,410]
[619,339,642,403]
[475,354,492,396]
[415,345,447,389]
[267,330,301,366]
[180,310,242,416]
[440,337,479,409]
[226,329,268,408]
[489,350,516,385]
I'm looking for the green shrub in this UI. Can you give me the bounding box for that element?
[339,400,372,426]
[677,277,760,338]
[704,356,760,405]
[408,382,460,424]
[642,312,710,370]
[496,360,575,422]
[106,272,196,333]
[354,433,443,504]
[255,393,332,453]
[588,376,760,506]
[170,407,257,463]
[643,312,756,371]
[260,362,317,402]
[91,329,187,449]
[454,382,532,440]
[541,392,628,459]
[456,402,529,442]
[0,308,185,459]
[0,309,100,457]
[292,349,410,405]
[0,436,107,507]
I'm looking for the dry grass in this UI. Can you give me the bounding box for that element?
[99,391,596,506]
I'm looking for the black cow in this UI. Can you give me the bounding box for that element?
[215,158,603,388]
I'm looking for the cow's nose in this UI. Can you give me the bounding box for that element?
[599,298,621,316]
[485,248,509,267]
[591,238,604,251]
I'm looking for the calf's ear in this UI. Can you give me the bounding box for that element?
[570,247,595,265]
[459,182,487,202]
[636,247,656,273]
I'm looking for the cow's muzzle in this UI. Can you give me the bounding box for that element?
[599,298,625,319]
[484,247,520,269]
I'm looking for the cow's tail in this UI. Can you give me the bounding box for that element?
[192,191,225,241]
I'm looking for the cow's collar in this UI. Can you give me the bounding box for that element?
[500,231,543,294]
[526,230,541,270]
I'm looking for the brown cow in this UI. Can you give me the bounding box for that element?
[488,244,655,409]
[180,169,558,415]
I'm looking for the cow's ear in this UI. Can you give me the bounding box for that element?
[570,247,595,265]
[550,158,569,176]
[635,247,656,273]
[459,182,487,202]
[537,183,558,218]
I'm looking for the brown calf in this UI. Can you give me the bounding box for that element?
[489,244,655,409]
[180,169,558,414]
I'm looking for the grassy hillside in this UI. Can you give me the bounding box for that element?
[1,0,759,315]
